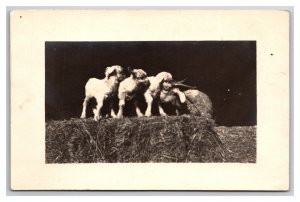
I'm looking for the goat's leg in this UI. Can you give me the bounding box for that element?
[134,100,144,117]
[80,96,90,118]
[158,102,167,116]
[117,98,125,118]
[144,92,153,117]
[93,97,104,121]
[110,102,117,118]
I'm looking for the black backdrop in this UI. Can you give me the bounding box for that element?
[45,41,256,126]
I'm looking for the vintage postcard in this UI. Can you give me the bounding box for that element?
[10,10,289,190]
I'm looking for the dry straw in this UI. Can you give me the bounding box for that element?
[46,115,226,163]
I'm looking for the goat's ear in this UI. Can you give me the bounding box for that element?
[131,69,137,79]
[105,67,116,78]
[157,74,165,83]
[157,72,172,83]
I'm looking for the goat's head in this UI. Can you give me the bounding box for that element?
[105,65,126,81]
[129,68,150,86]
[156,72,173,84]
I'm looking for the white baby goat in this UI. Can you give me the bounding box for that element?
[80,65,126,121]
[144,72,173,116]
[117,68,150,118]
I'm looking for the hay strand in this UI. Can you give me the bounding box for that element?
[46,115,225,163]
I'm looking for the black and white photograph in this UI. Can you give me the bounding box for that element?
[45,41,256,163]
[10,10,289,190]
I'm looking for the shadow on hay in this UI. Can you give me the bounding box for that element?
[46,115,226,163]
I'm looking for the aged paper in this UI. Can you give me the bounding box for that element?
[10,10,289,190]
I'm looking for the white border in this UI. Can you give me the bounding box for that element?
[1,0,299,202]
[9,9,289,191]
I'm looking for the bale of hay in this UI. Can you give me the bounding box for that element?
[184,89,213,118]
[46,115,225,163]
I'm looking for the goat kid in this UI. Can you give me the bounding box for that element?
[117,68,150,118]
[80,65,126,121]
[144,72,173,116]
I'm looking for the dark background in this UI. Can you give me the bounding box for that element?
[45,41,256,126]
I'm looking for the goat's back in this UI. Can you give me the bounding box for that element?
[85,78,106,96]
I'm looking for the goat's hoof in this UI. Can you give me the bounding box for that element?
[94,116,101,121]
[80,116,86,119]
[111,113,117,118]
[160,113,167,117]
[145,112,151,117]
